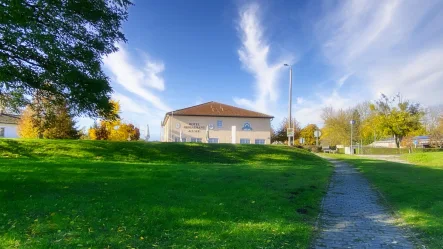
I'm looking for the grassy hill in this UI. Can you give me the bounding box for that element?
[0,139,332,249]
[402,152,443,167]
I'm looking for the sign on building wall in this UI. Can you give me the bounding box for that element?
[183,123,205,133]
[242,122,252,131]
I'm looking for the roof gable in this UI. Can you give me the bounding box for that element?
[0,113,20,125]
[166,101,274,119]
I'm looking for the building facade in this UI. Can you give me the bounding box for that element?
[161,102,273,144]
[0,113,20,138]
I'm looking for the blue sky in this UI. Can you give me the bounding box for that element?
[79,0,443,140]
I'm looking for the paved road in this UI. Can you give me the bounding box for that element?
[312,159,415,249]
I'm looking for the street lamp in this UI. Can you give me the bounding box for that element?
[350,120,355,155]
[284,64,293,146]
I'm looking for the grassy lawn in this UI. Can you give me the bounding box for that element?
[0,140,332,249]
[401,152,443,167]
[326,153,443,249]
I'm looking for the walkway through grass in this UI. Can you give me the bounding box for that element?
[327,153,443,249]
[0,140,332,248]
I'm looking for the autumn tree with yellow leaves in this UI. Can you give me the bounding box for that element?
[88,100,140,141]
[18,91,78,139]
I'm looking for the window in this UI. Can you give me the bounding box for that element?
[0,127,4,138]
[255,139,265,145]
[208,138,219,143]
[217,120,223,128]
[181,137,186,142]
[240,138,250,144]
[191,138,202,143]
[174,137,180,142]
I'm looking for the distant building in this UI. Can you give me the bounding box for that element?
[369,136,432,148]
[161,101,273,144]
[412,135,430,147]
[0,112,20,138]
[369,137,397,148]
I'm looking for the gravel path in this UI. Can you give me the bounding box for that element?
[312,159,415,249]
[355,154,410,164]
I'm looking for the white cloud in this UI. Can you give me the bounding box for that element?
[296,97,304,105]
[336,73,352,88]
[100,44,172,140]
[292,0,443,128]
[144,61,165,91]
[294,90,356,127]
[112,92,147,114]
[317,0,443,105]
[103,44,171,112]
[234,3,291,113]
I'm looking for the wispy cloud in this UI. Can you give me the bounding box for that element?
[112,92,147,114]
[294,90,354,127]
[103,44,171,112]
[234,3,291,113]
[99,44,171,140]
[294,0,443,128]
[316,0,443,105]
[336,73,353,88]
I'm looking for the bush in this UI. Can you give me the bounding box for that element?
[303,145,322,153]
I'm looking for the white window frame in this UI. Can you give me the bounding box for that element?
[0,127,4,138]
[255,139,265,145]
[240,138,250,144]
[191,138,202,143]
[208,138,219,144]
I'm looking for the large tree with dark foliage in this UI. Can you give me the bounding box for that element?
[0,0,132,116]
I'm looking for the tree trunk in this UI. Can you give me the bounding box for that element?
[394,134,401,148]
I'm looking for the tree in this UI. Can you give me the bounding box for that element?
[272,118,301,143]
[128,124,140,141]
[1,0,132,117]
[18,93,78,139]
[359,113,383,145]
[321,107,354,146]
[424,105,443,147]
[17,106,38,138]
[430,117,443,148]
[300,124,319,145]
[0,89,26,114]
[372,94,424,148]
[88,100,140,141]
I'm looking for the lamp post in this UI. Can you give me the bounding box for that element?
[284,64,293,146]
[350,120,355,155]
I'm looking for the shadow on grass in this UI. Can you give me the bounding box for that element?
[328,155,443,249]
[0,139,37,159]
[0,157,331,249]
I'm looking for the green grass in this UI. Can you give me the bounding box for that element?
[402,152,443,167]
[0,139,332,249]
[326,153,443,249]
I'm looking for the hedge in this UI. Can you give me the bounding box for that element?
[335,147,443,155]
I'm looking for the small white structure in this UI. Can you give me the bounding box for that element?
[0,113,20,138]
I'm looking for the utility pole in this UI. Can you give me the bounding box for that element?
[350,120,355,155]
[284,64,293,146]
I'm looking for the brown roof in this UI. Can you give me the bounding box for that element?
[0,113,20,124]
[164,101,273,124]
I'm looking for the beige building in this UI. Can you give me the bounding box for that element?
[161,101,273,144]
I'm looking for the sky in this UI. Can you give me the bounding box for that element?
[78,0,443,140]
